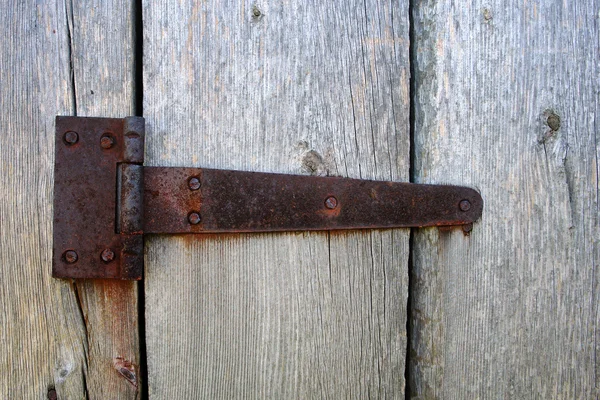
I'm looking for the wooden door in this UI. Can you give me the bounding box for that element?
[408,2,599,398]
[1,1,597,399]
[141,1,410,398]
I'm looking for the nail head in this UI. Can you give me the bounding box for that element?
[325,196,338,209]
[188,177,201,190]
[459,200,471,212]
[101,248,115,262]
[100,135,115,149]
[64,250,78,264]
[64,131,79,145]
[188,212,201,225]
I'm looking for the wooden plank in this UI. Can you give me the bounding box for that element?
[68,1,141,397]
[0,1,140,398]
[143,1,410,397]
[409,1,599,398]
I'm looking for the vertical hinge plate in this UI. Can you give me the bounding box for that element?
[52,116,145,279]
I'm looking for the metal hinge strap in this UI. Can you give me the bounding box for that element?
[52,116,483,280]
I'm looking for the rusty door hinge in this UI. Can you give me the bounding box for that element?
[53,116,483,279]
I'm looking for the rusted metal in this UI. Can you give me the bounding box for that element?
[101,248,115,263]
[324,196,338,210]
[459,199,472,212]
[462,223,474,235]
[100,134,115,149]
[143,167,483,234]
[64,131,78,145]
[52,116,145,280]
[53,116,483,280]
[119,163,144,234]
[63,250,78,264]
[188,176,201,190]
[188,212,202,225]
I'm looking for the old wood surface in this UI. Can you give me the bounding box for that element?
[143,1,410,397]
[409,0,599,398]
[0,1,140,398]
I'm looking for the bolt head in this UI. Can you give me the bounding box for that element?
[64,131,79,145]
[64,250,78,264]
[459,200,471,212]
[325,196,338,209]
[101,248,115,262]
[462,223,473,233]
[100,135,115,149]
[188,212,201,225]
[188,177,201,190]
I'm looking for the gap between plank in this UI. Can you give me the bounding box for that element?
[405,0,417,397]
[133,0,148,398]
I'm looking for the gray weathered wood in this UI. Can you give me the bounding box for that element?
[143,1,410,397]
[409,0,599,398]
[0,1,140,398]
[68,1,141,397]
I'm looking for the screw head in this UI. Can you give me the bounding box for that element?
[100,135,115,149]
[64,250,78,264]
[188,212,201,225]
[459,200,471,212]
[325,196,338,209]
[64,131,79,145]
[188,177,201,190]
[101,248,115,262]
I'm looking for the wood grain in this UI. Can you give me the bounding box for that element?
[143,1,410,397]
[409,0,599,398]
[69,0,141,397]
[0,0,140,398]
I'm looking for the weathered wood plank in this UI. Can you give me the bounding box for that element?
[69,0,141,397]
[143,1,410,397]
[0,1,140,398]
[409,0,599,398]
[0,1,85,398]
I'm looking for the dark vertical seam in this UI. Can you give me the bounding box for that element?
[133,0,148,398]
[405,0,416,397]
[65,0,77,115]
[134,0,143,117]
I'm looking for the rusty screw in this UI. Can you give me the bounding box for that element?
[100,135,115,149]
[101,248,115,263]
[188,212,201,225]
[64,131,79,145]
[188,177,201,190]
[64,250,78,264]
[325,196,338,210]
[459,200,471,212]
